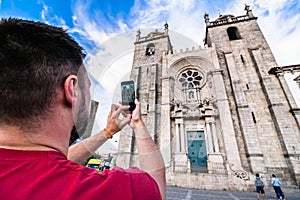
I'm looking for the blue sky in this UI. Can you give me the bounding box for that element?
[1,0,300,152]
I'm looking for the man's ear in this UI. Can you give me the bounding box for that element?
[64,75,79,106]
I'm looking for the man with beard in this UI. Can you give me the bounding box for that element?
[0,18,165,200]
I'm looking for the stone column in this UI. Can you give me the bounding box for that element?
[175,122,180,152]
[211,122,220,153]
[174,118,188,172]
[206,121,213,153]
[180,122,185,152]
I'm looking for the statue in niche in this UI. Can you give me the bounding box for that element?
[189,91,194,99]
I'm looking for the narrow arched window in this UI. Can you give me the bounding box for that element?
[227,27,241,40]
[145,43,155,56]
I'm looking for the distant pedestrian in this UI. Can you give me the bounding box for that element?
[271,174,285,200]
[254,173,265,200]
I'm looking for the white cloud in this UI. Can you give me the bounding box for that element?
[40,2,48,22]
[118,20,129,32]
[38,0,67,28]
[71,2,114,47]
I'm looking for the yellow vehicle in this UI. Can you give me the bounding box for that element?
[86,159,101,171]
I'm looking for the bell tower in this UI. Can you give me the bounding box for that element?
[117,23,173,168]
[204,5,300,185]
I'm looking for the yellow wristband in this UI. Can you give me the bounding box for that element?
[103,128,113,139]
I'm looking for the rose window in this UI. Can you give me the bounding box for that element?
[178,69,202,88]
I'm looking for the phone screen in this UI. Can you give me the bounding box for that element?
[121,80,136,111]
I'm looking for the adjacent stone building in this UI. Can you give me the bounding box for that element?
[117,5,300,191]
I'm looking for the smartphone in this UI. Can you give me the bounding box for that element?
[121,80,136,111]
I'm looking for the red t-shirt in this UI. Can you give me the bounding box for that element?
[0,148,161,200]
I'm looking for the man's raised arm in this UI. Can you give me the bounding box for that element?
[68,104,131,164]
[130,99,166,200]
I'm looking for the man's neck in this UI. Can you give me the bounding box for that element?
[0,124,69,155]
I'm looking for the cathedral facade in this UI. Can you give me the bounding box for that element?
[117,5,300,191]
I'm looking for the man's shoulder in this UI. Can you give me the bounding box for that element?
[100,166,161,200]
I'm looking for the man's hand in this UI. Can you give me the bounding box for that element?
[129,99,145,129]
[105,104,131,137]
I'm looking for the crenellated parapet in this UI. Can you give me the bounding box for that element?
[204,4,256,28]
[172,46,203,54]
[169,43,215,55]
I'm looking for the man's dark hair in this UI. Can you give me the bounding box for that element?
[0,18,86,129]
[256,173,259,177]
